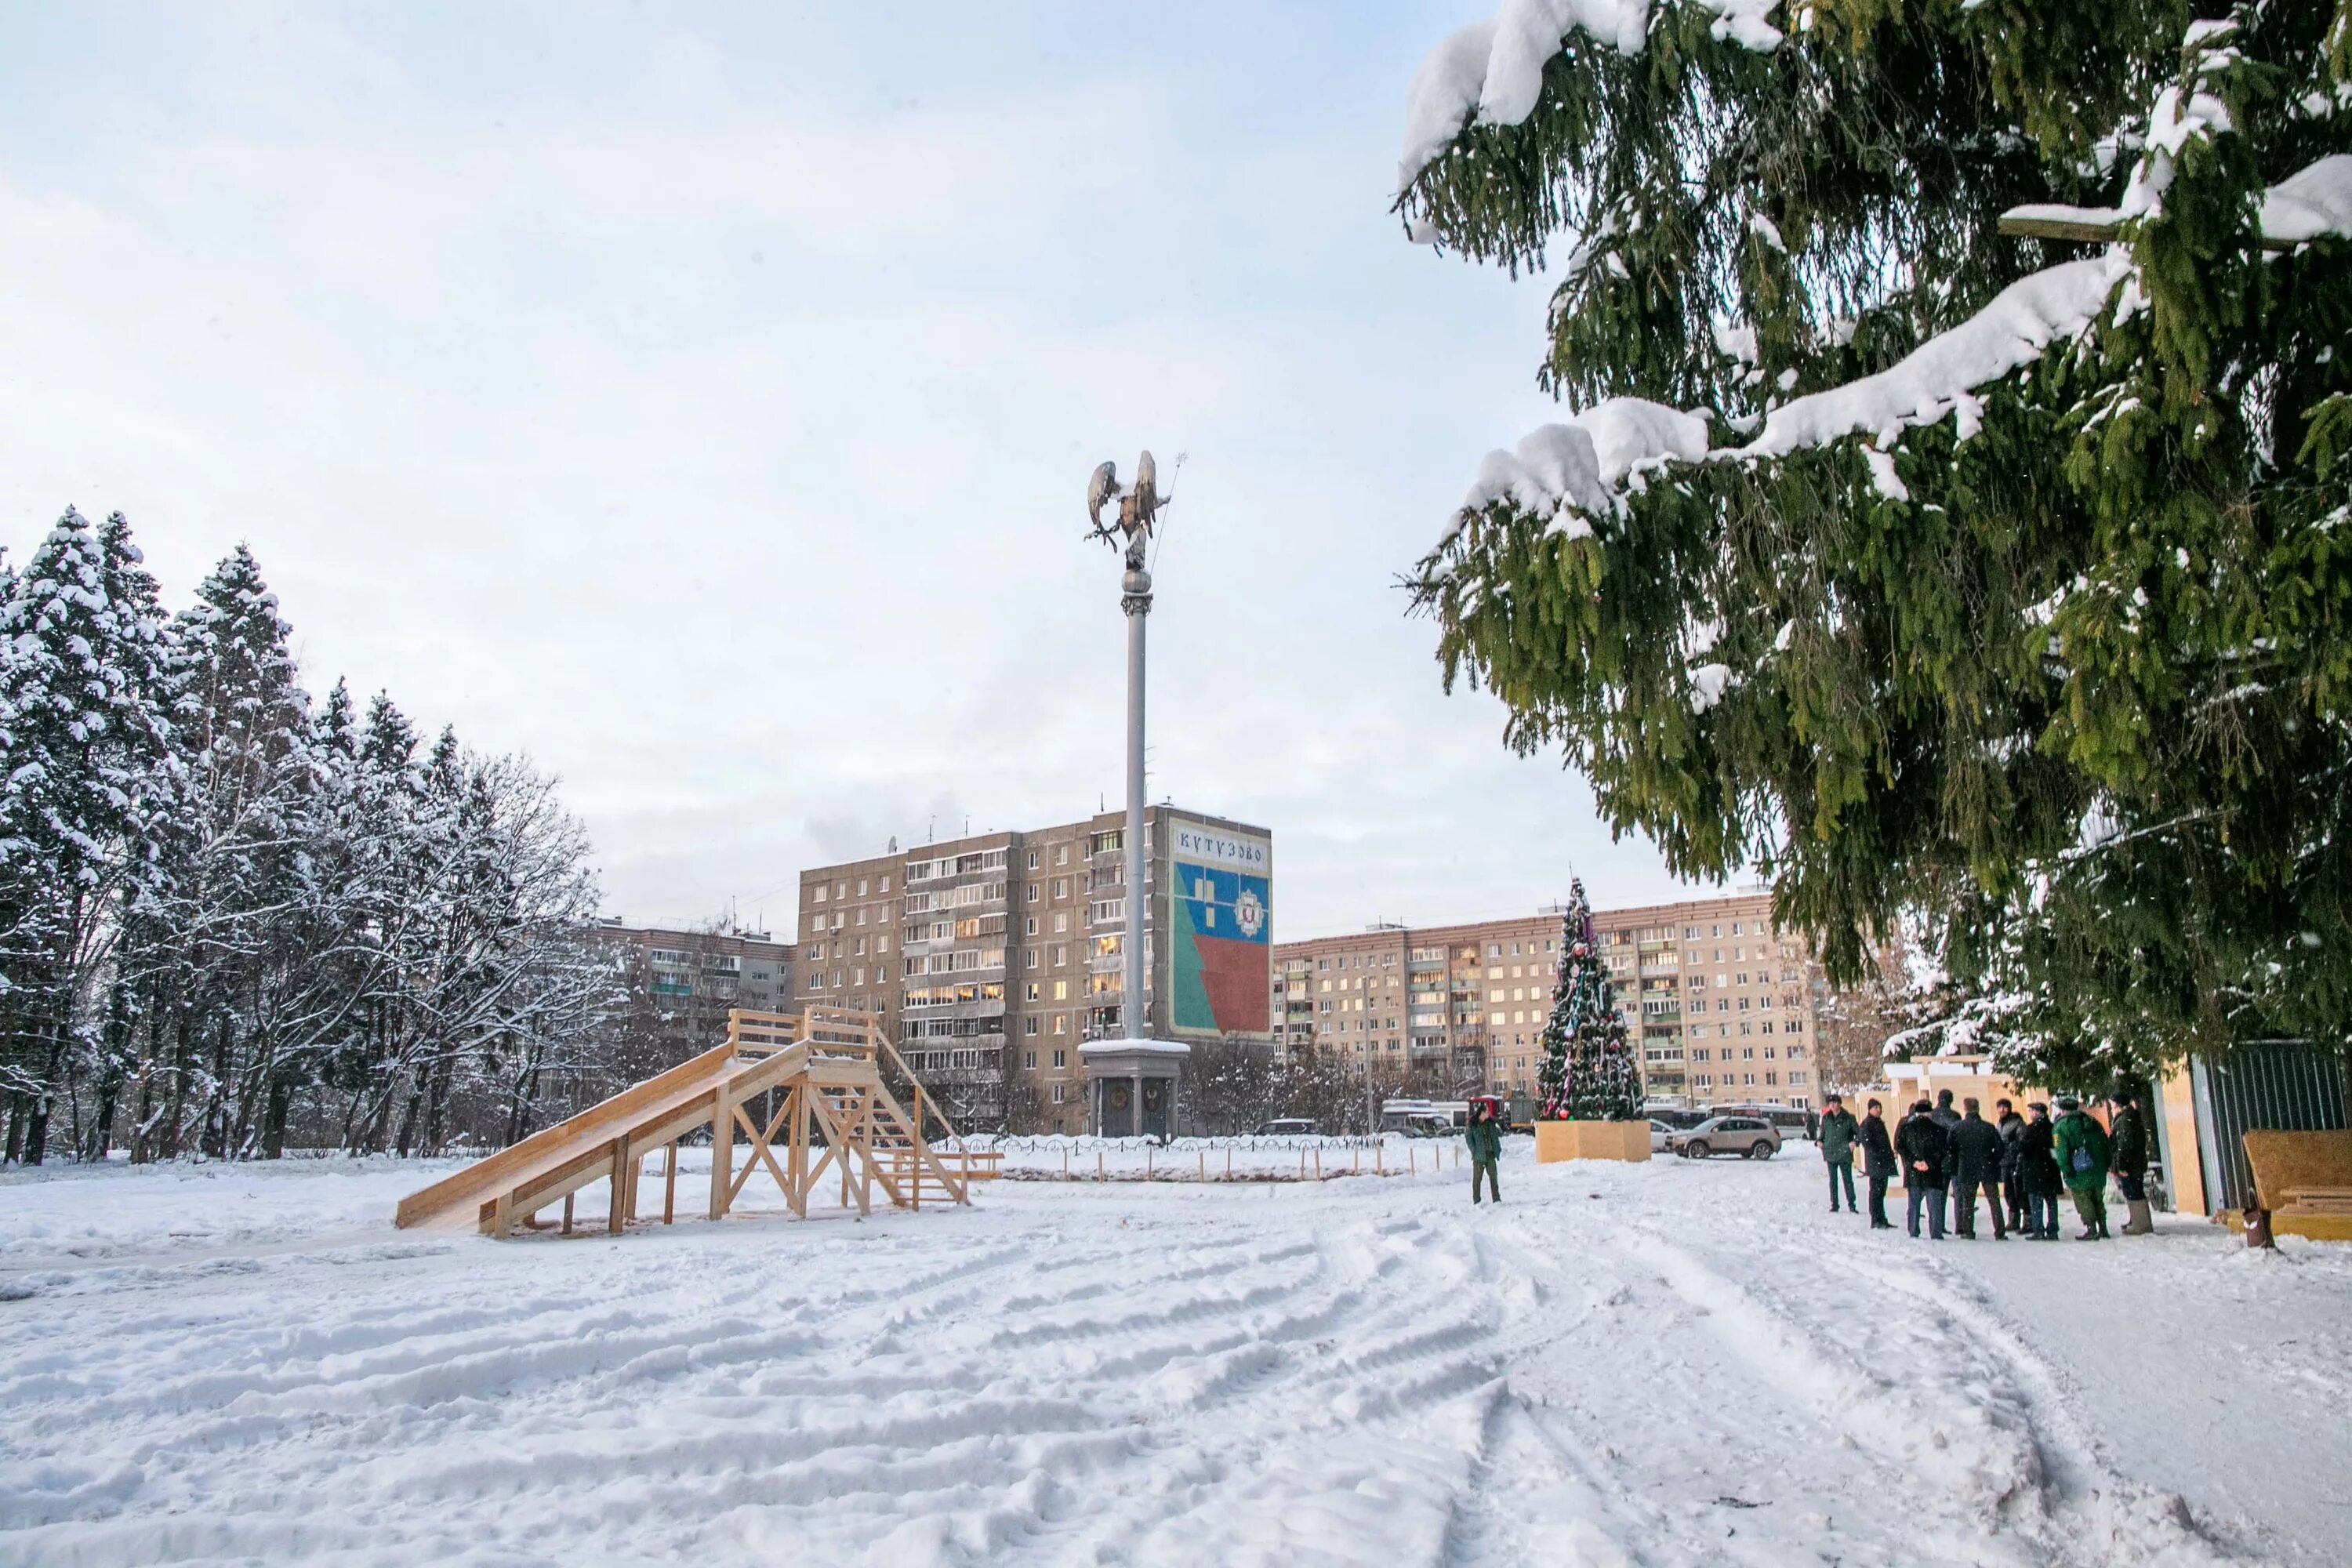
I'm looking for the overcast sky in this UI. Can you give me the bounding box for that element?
[0,2,1737,939]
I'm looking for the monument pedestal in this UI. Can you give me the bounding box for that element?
[1080,1038,1189,1138]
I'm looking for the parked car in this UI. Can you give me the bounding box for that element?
[1708,1103,1814,1142]
[1400,1113,1458,1138]
[1648,1119,1678,1152]
[1257,1118,1318,1135]
[1668,1116,1783,1160]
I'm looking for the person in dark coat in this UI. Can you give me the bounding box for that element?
[1950,1098,2009,1239]
[2018,1102,2062,1238]
[1995,1098,2027,1235]
[1930,1088,1962,1136]
[1895,1098,1949,1239]
[2110,1089,2154,1235]
[1819,1094,1860,1214]
[1860,1098,1896,1229]
[1466,1100,1503,1205]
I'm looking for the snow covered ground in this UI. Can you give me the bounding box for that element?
[4,1142,2347,1566]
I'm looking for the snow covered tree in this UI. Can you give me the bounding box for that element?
[1535,879,1642,1120]
[0,511,174,1163]
[120,545,319,1160]
[1399,2,2352,1088]
[0,510,622,1165]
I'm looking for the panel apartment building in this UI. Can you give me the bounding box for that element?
[797,805,1272,1133]
[593,920,797,1058]
[1271,890,1827,1111]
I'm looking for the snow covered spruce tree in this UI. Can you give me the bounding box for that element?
[1535,878,1642,1119]
[0,512,622,1163]
[1400,1,2352,1088]
[0,511,175,1164]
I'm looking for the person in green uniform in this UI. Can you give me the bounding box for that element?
[1818,1094,1860,1214]
[2053,1095,2113,1240]
[1467,1100,1503,1204]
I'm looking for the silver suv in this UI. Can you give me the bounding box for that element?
[1668,1116,1783,1160]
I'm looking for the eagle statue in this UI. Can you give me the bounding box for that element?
[1086,450,1167,570]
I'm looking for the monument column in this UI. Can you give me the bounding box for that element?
[1079,451,1189,1138]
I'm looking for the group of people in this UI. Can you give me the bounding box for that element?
[1816,1087,2154,1241]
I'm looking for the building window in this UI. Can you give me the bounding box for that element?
[1051,1083,1066,1104]
[1025,1017,1040,1036]
[1027,851,1040,869]
[1024,1050,1037,1069]
[1053,1015,1068,1035]
[1054,913,1069,934]
[1054,980,1069,1000]
[1052,1048,1066,1068]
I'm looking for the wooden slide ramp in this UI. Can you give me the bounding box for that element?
[394,1006,991,1238]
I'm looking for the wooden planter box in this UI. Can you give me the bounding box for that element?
[1534,1120,1652,1164]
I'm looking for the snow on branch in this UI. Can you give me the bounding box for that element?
[1434,251,2128,555]
[2260,154,2352,244]
[1397,0,1783,194]
[2002,154,2352,249]
[1443,398,1711,546]
[1748,251,2132,456]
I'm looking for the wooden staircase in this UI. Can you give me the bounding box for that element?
[394,1006,991,1238]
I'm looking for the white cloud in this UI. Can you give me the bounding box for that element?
[0,5,1704,936]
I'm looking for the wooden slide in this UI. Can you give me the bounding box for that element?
[394,1006,989,1238]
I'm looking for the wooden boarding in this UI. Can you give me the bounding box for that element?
[394,1007,978,1238]
[2238,1130,2352,1243]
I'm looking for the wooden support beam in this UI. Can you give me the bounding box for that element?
[710,1077,733,1221]
[663,1138,677,1224]
[608,1134,631,1235]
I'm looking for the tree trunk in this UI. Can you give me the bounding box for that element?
[262,1071,292,1160]
[22,1014,70,1165]
[86,1063,122,1163]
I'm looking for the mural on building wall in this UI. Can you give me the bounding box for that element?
[1169,823,1271,1036]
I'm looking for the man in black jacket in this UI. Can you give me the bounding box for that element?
[1995,1098,2027,1235]
[2018,1102,2063,1239]
[1951,1098,2009,1239]
[1895,1098,1949,1240]
[2111,1088,2154,1235]
[1860,1098,1896,1229]
[1931,1088,1962,1136]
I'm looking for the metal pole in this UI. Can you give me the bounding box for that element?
[1123,566,1151,1042]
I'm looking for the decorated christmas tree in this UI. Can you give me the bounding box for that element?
[1535,879,1643,1122]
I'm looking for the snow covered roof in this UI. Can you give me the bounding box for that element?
[1077,1037,1194,1060]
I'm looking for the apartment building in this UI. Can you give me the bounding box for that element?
[799,805,1272,1134]
[594,920,796,1058]
[1271,891,1826,1111]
